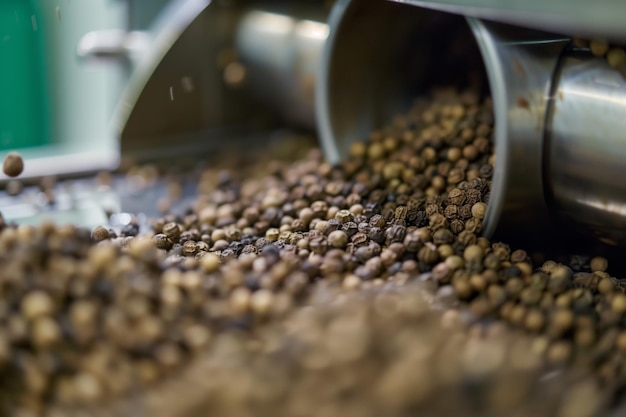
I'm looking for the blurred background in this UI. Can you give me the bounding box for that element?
[0,0,328,228]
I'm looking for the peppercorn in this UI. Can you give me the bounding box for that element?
[447,189,465,206]
[597,278,615,295]
[546,341,572,365]
[509,305,527,327]
[452,277,472,300]
[92,226,110,242]
[607,47,626,68]
[6,179,23,196]
[524,309,545,332]
[21,291,54,320]
[0,87,623,416]
[590,39,609,56]
[3,152,24,177]
[612,294,626,314]
[471,202,487,219]
[418,243,439,265]
[589,257,608,273]
[162,222,181,240]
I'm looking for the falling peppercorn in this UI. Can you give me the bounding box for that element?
[3,152,24,177]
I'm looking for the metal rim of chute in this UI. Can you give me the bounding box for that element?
[110,0,212,143]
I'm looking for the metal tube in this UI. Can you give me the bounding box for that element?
[117,1,327,157]
[390,0,626,44]
[547,53,626,246]
[318,0,626,250]
[236,9,329,129]
[316,0,483,164]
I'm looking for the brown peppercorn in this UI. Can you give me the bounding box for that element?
[575,328,595,348]
[401,232,421,253]
[22,291,54,320]
[590,256,608,273]
[612,294,626,314]
[469,274,487,292]
[452,277,472,300]
[328,230,348,249]
[487,285,506,307]
[31,316,61,348]
[524,309,545,332]
[250,289,274,317]
[469,296,491,318]
[597,278,615,295]
[492,243,510,261]
[183,324,211,351]
[230,287,251,315]
[432,262,451,282]
[447,188,466,205]
[162,222,181,240]
[505,278,524,298]
[458,230,477,246]
[182,240,197,256]
[417,243,439,264]
[520,287,542,306]
[607,47,626,68]
[1,182,22,202]
[509,249,528,264]
[3,152,24,177]
[590,39,609,56]
[200,253,220,273]
[155,343,183,370]
[433,228,453,245]
[433,245,451,260]
[470,202,487,219]
[509,305,527,326]
[549,309,574,337]
[462,144,478,161]
[92,226,110,242]
[463,245,484,262]
[445,255,464,270]
[546,341,572,365]
[428,213,448,231]
[449,219,464,234]
[342,274,361,291]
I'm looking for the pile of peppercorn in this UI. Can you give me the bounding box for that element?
[0,88,624,417]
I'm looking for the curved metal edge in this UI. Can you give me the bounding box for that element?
[110,0,212,140]
[391,0,626,44]
[467,18,568,242]
[314,0,353,165]
[466,17,508,239]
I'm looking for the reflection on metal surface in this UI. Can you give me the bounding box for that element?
[573,197,626,218]
[237,10,328,128]
[547,54,626,245]
[242,11,294,36]
[389,0,626,43]
[470,19,626,247]
[296,19,330,41]
[77,29,149,62]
